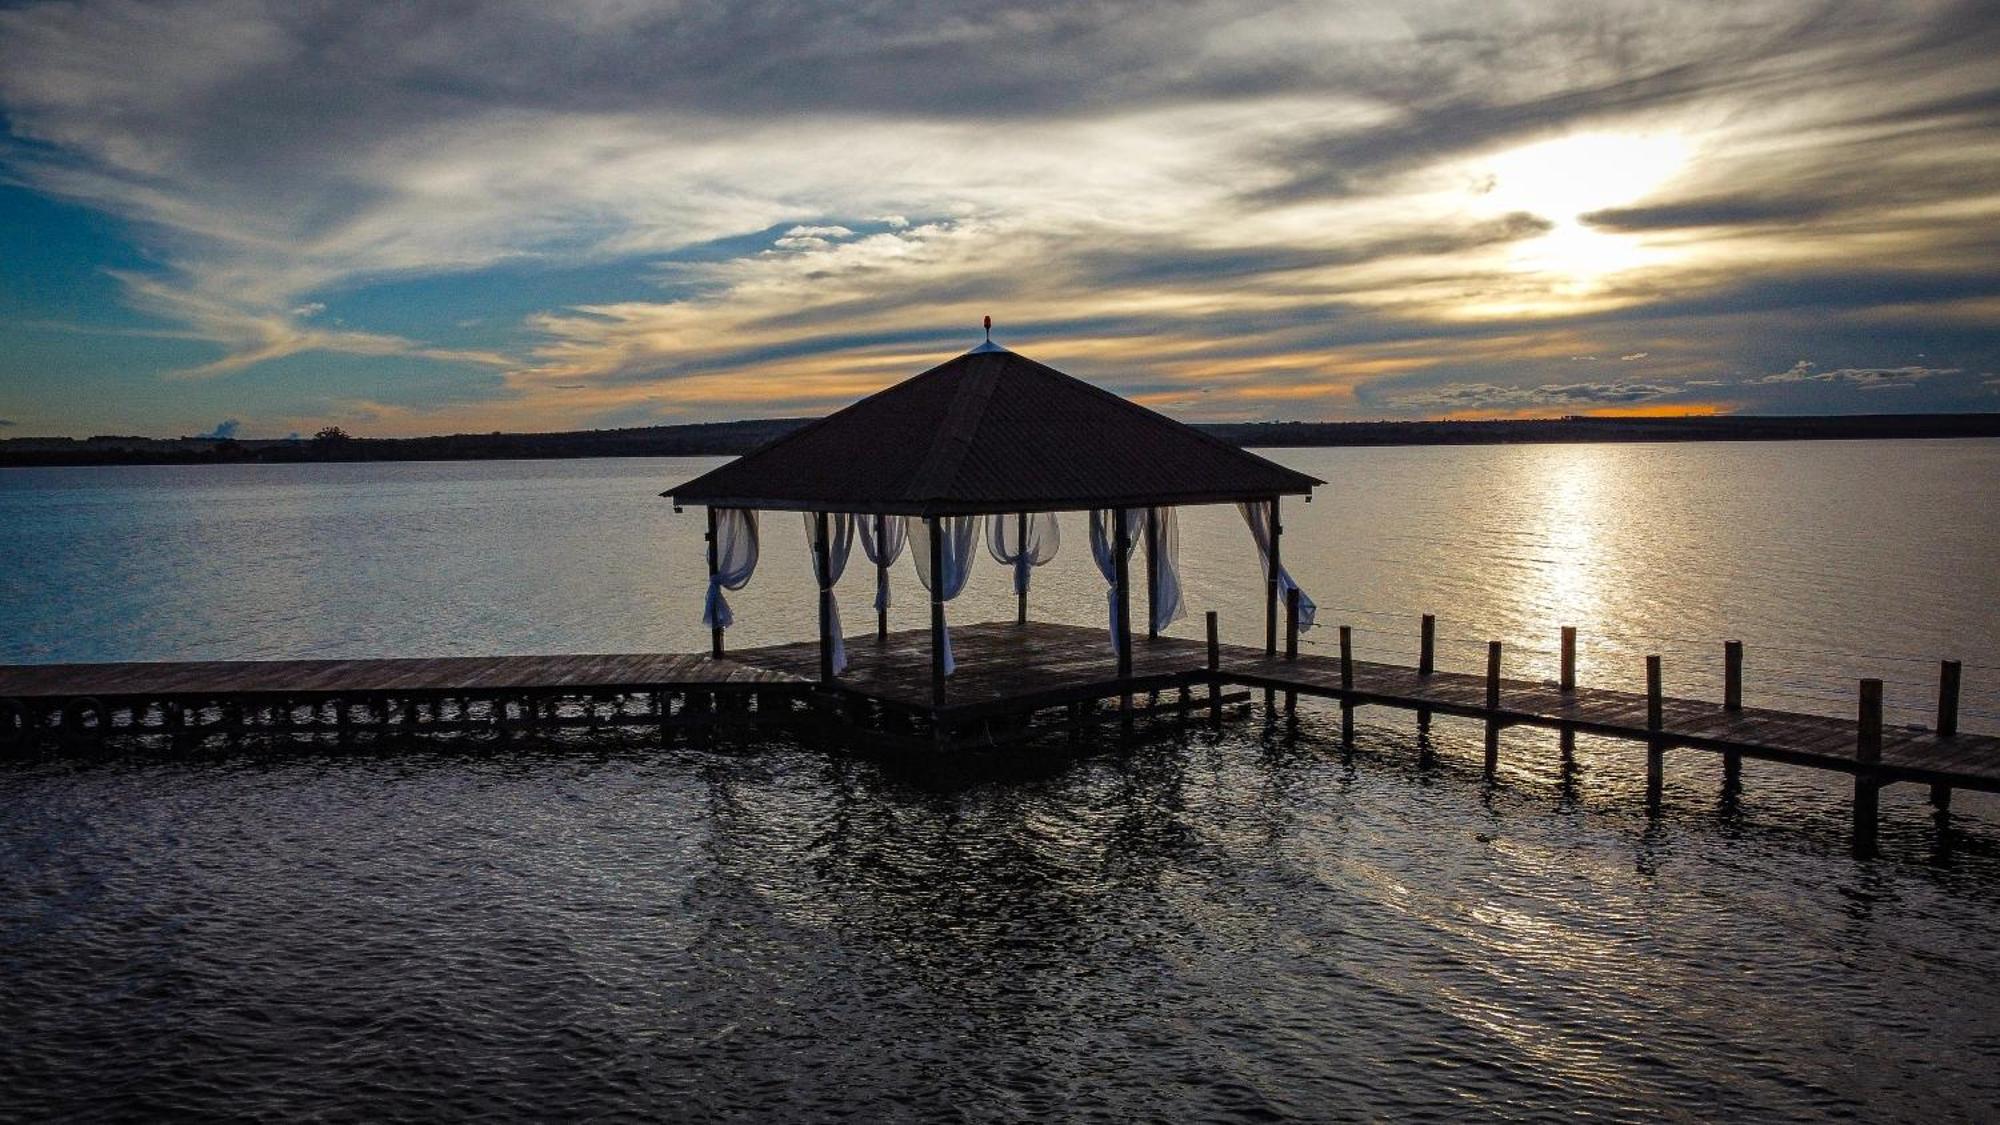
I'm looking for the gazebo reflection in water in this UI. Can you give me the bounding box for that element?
[665,331,1322,751]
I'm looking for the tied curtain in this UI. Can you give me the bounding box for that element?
[1147,507,1186,634]
[804,513,856,674]
[1088,509,1145,656]
[911,515,983,675]
[701,508,759,630]
[857,514,907,613]
[987,512,1060,596]
[1238,500,1316,630]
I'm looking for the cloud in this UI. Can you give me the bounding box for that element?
[1,0,1998,433]
[0,419,14,427]
[1751,361,1960,387]
[1386,380,1680,410]
[1620,352,1648,360]
[200,418,240,439]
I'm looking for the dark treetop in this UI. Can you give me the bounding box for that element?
[664,346,1323,516]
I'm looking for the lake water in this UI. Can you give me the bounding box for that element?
[4,442,1999,1120]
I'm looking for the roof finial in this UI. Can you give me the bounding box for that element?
[983,314,991,343]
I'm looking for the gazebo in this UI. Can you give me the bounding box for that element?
[666,333,1321,723]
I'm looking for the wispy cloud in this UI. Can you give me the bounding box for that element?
[1,1,1997,433]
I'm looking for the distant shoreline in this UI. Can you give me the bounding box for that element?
[4,412,1998,467]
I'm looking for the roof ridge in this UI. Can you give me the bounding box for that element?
[903,354,1001,504]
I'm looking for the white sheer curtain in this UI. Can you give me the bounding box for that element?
[910,515,983,675]
[804,512,856,673]
[857,513,907,613]
[1147,507,1186,634]
[1088,508,1144,655]
[986,511,1060,596]
[1238,500,1316,630]
[701,508,759,630]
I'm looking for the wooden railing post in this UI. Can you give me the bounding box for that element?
[1723,640,1743,788]
[1206,611,1221,729]
[1483,641,1502,777]
[814,510,834,684]
[1855,678,1883,857]
[1560,626,1576,693]
[1934,659,1962,810]
[927,516,946,710]
[1284,588,1300,716]
[874,514,890,642]
[1419,614,1436,676]
[1339,625,1354,692]
[1645,655,1665,809]
[1017,511,1031,627]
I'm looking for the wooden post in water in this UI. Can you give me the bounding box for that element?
[1419,614,1436,676]
[1206,611,1222,729]
[1016,511,1031,626]
[1855,678,1883,857]
[1933,659,1960,811]
[927,516,946,710]
[814,510,835,685]
[1484,641,1502,777]
[875,514,891,642]
[1723,640,1744,788]
[706,507,724,658]
[1560,626,1576,693]
[1284,588,1300,716]
[1339,624,1355,748]
[1646,655,1665,810]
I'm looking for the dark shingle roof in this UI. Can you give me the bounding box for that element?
[666,347,1321,515]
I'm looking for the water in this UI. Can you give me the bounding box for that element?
[3,442,1999,1120]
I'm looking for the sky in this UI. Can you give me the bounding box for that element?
[1,0,1998,439]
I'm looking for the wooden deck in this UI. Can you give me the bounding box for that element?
[0,652,801,699]
[3,619,1993,854]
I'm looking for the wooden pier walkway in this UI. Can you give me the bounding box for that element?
[3,619,1991,855]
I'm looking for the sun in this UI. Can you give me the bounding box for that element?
[1471,132,1691,286]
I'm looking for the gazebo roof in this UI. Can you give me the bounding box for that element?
[666,345,1322,516]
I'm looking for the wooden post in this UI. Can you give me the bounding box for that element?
[1144,508,1160,639]
[927,515,945,709]
[1646,655,1665,809]
[875,513,890,642]
[1206,611,1222,729]
[1339,625,1354,691]
[1855,678,1883,857]
[1264,497,1281,657]
[1419,614,1435,676]
[1483,641,1502,778]
[1016,511,1030,626]
[1284,587,1300,715]
[706,507,724,658]
[1934,659,1961,809]
[1560,626,1576,693]
[1723,640,1743,788]
[814,510,834,684]
[1113,507,1133,679]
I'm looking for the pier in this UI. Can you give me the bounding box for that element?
[3,614,1991,857]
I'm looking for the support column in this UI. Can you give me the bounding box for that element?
[1264,497,1281,657]
[814,510,834,685]
[1016,511,1030,626]
[1144,508,1160,639]
[928,515,945,709]
[1113,507,1133,678]
[1484,641,1502,778]
[706,507,724,658]
[875,514,890,642]
[1206,611,1222,729]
